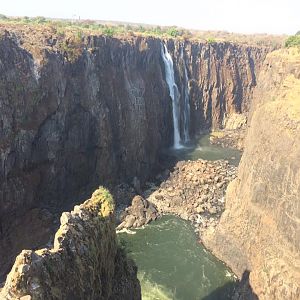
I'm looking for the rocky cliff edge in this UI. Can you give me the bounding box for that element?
[0,187,141,300]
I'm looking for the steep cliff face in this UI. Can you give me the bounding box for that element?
[0,26,267,280]
[0,31,173,279]
[203,48,300,299]
[0,187,141,300]
[167,40,268,133]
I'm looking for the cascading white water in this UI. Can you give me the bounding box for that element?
[161,43,182,149]
[182,52,191,143]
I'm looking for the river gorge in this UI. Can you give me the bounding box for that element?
[0,23,299,300]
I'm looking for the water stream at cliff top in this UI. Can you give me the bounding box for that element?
[161,44,182,149]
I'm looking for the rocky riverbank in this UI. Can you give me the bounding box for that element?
[117,159,237,239]
[209,129,246,151]
[209,113,248,151]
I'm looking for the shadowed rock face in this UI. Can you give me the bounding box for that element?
[203,48,300,299]
[0,29,267,280]
[0,33,173,280]
[0,187,141,300]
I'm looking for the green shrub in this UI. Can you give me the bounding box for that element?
[33,16,47,24]
[21,16,31,23]
[167,27,179,37]
[0,14,7,20]
[76,30,83,40]
[207,37,216,44]
[103,27,115,37]
[138,25,145,32]
[285,35,300,48]
[153,26,162,35]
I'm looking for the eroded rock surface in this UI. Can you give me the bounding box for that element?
[203,48,300,299]
[0,187,141,300]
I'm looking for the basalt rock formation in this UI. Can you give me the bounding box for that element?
[203,48,300,299]
[0,187,141,300]
[0,29,173,280]
[167,40,268,133]
[117,195,159,229]
[0,25,267,281]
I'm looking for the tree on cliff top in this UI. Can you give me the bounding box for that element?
[285,35,300,48]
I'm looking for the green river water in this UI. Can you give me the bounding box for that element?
[119,135,241,300]
[167,134,241,166]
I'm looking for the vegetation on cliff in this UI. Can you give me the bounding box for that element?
[285,34,300,48]
[86,186,115,217]
[0,14,285,47]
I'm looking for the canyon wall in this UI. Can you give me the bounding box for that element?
[0,26,267,280]
[0,187,141,300]
[0,31,173,280]
[168,40,268,133]
[203,48,300,299]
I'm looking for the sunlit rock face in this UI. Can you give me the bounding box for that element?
[203,48,300,300]
[0,27,267,281]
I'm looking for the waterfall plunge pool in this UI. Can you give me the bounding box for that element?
[118,215,236,300]
[166,134,241,166]
[118,134,241,299]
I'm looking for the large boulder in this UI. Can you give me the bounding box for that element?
[117,195,159,229]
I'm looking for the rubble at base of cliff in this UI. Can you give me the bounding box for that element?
[209,113,248,151]
[209,129,246,151]
[117,159,237,238]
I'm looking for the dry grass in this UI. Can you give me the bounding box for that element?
[276,74,300,121]
[269,47,300,63]
[267,48,300,121]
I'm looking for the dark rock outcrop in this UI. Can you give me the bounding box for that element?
[0,187,141,300]
[117,195,159,229]
[203,48,300,299]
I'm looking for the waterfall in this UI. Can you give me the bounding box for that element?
[161,43,182,149]
[182,50,191,142]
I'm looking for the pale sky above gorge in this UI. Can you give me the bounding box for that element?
[1,0,299,35]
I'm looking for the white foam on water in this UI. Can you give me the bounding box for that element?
[116,228,136,235]
[139,271,176,300]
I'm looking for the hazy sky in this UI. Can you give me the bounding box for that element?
[1,0,299,35]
